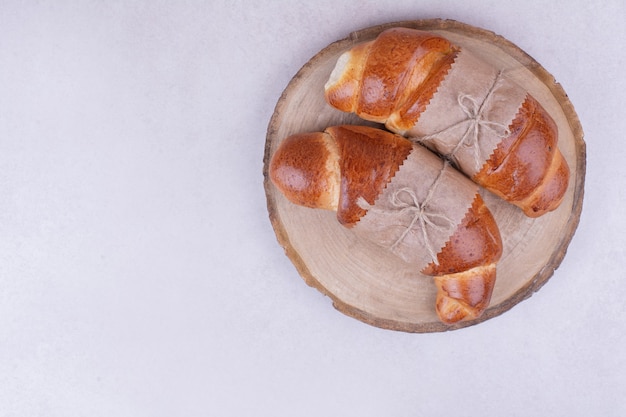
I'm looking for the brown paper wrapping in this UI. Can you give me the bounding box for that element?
[353,144,478,271]
[404,48,528,177]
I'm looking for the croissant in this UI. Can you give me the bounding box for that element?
[324,27,569,217]
[269,125,503,324]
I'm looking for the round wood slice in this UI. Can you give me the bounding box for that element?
[263,19,586,333]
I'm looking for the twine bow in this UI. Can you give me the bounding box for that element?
[416,71,511,172]
[358,162,454,265]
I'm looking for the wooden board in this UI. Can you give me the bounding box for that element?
[262,19,586,333]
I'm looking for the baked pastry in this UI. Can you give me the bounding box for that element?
[324,27,569,217]
[269,125,503,323]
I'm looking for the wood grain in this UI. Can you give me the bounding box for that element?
[263,19,586,333]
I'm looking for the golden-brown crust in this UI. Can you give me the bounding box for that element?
[324,42,371,114]
[325,28,457,125]
[422,193,502,276]
[519,149,570,216]
[391,46,457,131]
[326,125,413,226]
[474,95,570,217]
[357,28,436,119]
[424,188,502,324]
[269,132,336,210]
[434,263,497,324]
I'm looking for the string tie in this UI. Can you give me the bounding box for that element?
[416,70,511,171]
[358,162,454,265]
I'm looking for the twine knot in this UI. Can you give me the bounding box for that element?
[416,70,511,171]
[358,162,454,265]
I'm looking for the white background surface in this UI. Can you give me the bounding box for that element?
[0,0,624,416]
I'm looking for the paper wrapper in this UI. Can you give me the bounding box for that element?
[405,48,528,177]
[353,144,479,271]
